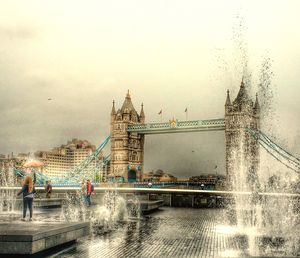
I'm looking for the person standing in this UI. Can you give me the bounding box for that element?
[86,179,92,206]
[45,180,52,198]
[17,176,35,221]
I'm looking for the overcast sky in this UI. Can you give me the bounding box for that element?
[0,1,300,178]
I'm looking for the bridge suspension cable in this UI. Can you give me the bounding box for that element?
[259,130,300,165]
[58,135,110,183]
[63,154,111,184]
[248,129,300,173]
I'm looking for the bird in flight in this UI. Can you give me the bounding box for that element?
[48,98,52,101]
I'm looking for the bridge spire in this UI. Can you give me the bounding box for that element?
[126,89,131,99]
[225,89,231,106]
[140,103,145,123]
[111,100,116,116]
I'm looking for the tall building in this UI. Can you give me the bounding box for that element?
[110,91,145,182]
[36,139,102,179]
[225,79,260,191]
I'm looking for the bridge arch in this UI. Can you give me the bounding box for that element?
[128,169,137,183]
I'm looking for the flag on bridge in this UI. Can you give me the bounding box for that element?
[184,107,188,112]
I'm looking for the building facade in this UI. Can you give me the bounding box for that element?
[36,139,102,179]
[110,91,145,182]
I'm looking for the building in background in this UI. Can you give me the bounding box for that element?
[35,139,103,179]
[189,174,226,190]
[143,169,177,182]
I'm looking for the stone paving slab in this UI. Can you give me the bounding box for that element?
[0,222,90,254]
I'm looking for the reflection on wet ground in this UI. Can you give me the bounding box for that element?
[45,208,249,258]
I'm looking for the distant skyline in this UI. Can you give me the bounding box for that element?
[1,1,300,177]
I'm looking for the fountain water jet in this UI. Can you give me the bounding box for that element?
[0,163,17,214]
[227,77,300,257]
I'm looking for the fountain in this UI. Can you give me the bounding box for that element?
[0,162,17,214]
[226,78,300,257]
[127,195,141,220]
[61,191,88,222]
[60,185,142,235]
[214,12,300,256]
[91,188,128,233]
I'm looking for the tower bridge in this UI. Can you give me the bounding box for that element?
[4,79,300,188]
[110,80,260,188]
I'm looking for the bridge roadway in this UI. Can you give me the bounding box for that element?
[1,187,300,198]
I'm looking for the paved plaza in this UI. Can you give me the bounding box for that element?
[49,208,248,258]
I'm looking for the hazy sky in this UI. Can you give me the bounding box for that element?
[1,1,300,178]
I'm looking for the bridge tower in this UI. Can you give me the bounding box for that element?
[110,91,145,182]
[225,80,260,191]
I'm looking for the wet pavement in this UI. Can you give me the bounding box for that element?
[47,208,249,258]
[2,207,298,257]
